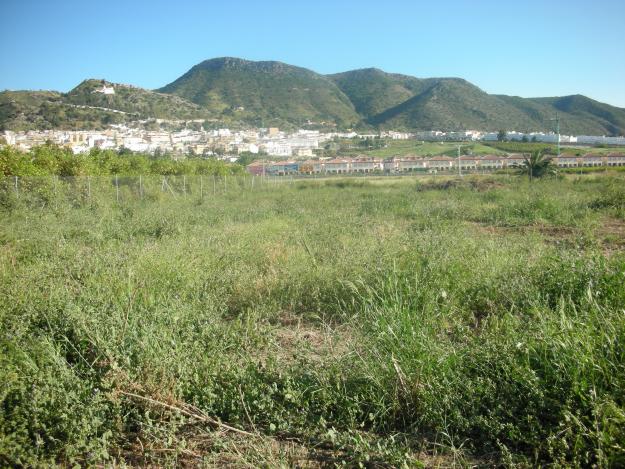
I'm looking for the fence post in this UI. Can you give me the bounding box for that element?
[115,174,119,203]
[14,176,18,199]
[139,175,143,199]
[200,175,204,200]
[88,176,91,198]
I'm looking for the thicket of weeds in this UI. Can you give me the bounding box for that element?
[1,174,624,467]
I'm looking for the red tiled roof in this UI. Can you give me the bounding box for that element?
[326,158,351,164]
[427,156,453,161]
[247,160,269,167]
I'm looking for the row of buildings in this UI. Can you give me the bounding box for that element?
[1,127,327,158]
[413,130,625,145]
[4,127,625,158]
[247,153,625,176]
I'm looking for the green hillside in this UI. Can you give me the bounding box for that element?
[531,95,625,135]
[158,57,360,127]
[329,68,625,135]
[327,68,432,118]
[0,90,134,131]
[494,95,625,136]
[65,79,211,120]
[368,79,540,131]
[3,58,625,134]
[0,80,213,131]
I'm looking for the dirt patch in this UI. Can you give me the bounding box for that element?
[473,222,576,239]
[120,427,483,468]
[417,177,505,192]
[271,311,353,364]
[597,217,625,254]
[119,427,322,468]
[471,222,593,253]
[473,220,625,256]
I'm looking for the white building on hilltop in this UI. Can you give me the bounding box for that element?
[93,85,115,95]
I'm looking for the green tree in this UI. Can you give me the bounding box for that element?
[117,146,133,156]
[523,150,554,181]
[236,152,261,166]
[497,130,507,142]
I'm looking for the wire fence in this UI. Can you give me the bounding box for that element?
[0,169,523,210]
[0,174,302,209]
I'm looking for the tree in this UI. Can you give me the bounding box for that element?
[117,146,133,156]
[497,130,507,142]
[236,152,260,166]
[523,150,554,181]
[521,135,529,143]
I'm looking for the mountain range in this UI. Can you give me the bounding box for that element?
[2,57,624,135]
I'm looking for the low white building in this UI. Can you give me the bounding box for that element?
[262,141,292,157]
[398,158,428,171]
[94,85,115,95]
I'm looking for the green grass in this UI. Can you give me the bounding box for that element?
[1,173,624,467]
[335,139,504,158]
[485,142,625,156]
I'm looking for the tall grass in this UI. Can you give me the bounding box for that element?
[1,174,624,466]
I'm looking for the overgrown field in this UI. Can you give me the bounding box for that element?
[1,174,625,467]
[332,139,503,158]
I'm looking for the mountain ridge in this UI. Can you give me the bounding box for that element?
[157,57,360,127]
[2,57,624,135]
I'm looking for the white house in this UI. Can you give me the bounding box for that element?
[324,158,351,173]
[397,157,428,172]
[351,157,382,173]
[606,153,625,166]
[479,155,505,169]
[94,85,115,95]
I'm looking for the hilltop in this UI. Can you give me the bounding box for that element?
[327,68,439,119]
[65,79,211,120]
[158,57,360,127]
[2,57,625,135]
[0,80,212,131]
[328,67,625,135]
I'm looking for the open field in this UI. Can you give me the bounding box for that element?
[334,140,505,158]
[333,139,625,159]
[483,142,625,156]
[567,145,625,155]
[1,173,625,467]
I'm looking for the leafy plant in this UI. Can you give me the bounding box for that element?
[523,150,555,180]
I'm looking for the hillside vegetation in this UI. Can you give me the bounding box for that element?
[0,80,213,131]
[3,57,625,134]
[0,90,131,131]
[327,68,431,118]
[158,57,360,127]
[65,80,212,121]
[329,68,625,134]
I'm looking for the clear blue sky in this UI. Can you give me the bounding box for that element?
[2,0,624,106]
